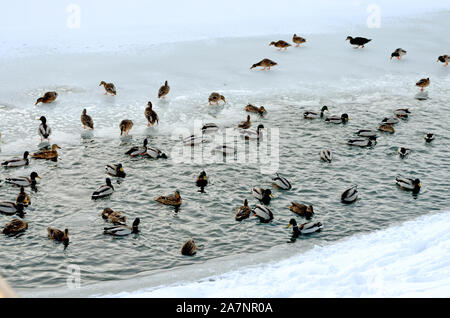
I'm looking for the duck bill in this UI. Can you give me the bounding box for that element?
[286,224,292,228]
[270,194,274,198]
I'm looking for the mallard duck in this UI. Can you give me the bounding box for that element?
[201,123,219,134]
[102,208,127,225]
[119,119,134,136]
[125,139,148,157]
[273,173,292,190]
[325,113,349,124]
[341,185,358,203]
[395,176,421,194]
[5,172,40,187]
[381,117,399,125]
[347,136,377,147]
[304,106,329,120]
[81,109,94,130]
[378,123,395,134]
[238,115,251,129]
[184,135,205,147]
[252,205,273,223]
[245,104,267,115]
[416,78,430,91]
[105,163,126,178]
[394,108,411,118]
[250,58,277,70]
[235,199,251,221]
[47,227,69,245]
[437,55,449,66]
[2,219,28,235]
[31,144,61,160]
[391,48,407,60]
[145,146,168,159]
[356,129,377,137]
[35,92,58,105]
[287,219,323,237]
[346,36,371,48]
[38,116,52,141]
[156,190,182,206]
[158,80,170,99]
[208,93,226,105]
[424,133,435,143]
[0,202,24,215]
[398,147,410,158]
[252,188,273,205]
[91,178,114,200]
[104,218,140,236]
[320,149,332,162]
[239,124,264,140]
[289,202,314,219]
[16,186,31,206]
[99,81,116,95]
[292,34,306,47]
[196,171,208,193]
[269,40,291,51]
[212,145,235,155]
[181,238,197,256]
[2,151,29,168]
[144,102,159,127]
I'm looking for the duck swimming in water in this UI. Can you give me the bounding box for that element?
[38,116,52,141]
[119,120,134,136]
[270,40,291,51]
[325,113,349,124]
[32,144,61,161]
[2,219,28,235]
[395,176,421,194]
[378,123,395,134]
[158,81,170,99]
[0,202,24,216]
[272,173,292,190]
[155,190,182,207]
[394,108,411,118]
[391,48,407,60]
[437,55,449,66]
[145,102,159,127]
[356,129,377,137]
[2,151,29,168]
[201,123,219,134]
[238,115,251,129]
[105,163,126,178]
[252,188,273,205]
[91,178,114,200]
[81,109,94,130]
[239,124,264,140]
[320,149,332,163]
[196,171,208,193]
[5,172,40,188]
[47,227,69,245]
[346,36,371,48]
[102,208,127,225]
[252,205,274,223]
[125,139,148,157]
[181,238,197,256]
[416,78,430,91]
[250,58,277,70]
[235,199,251,221]
[16,186,31,206]
[289,202,314,219]
[304,106,329,120]
[398,147,410,158]
[424,133,435,143]
[145,146,168,159]
[347,136,377,148]
[104,218,140,236]
[245,104,267,116]
[381,117,399,125]
[208,93,226,105]
[35,92,58,105]
[292,34,306,47]
[341,185,358,204]
[99,81,116,95]
[287,219,323,237]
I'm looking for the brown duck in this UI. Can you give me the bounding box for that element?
[416,78,430,91]
[378,123,395,134]
[16,186,31,206]
[158,81,170,99]
[181,238,197,256]
[144,102,159,127]
[81,109,94,130]
[47,227,69,245]
[2,219,28,235]
[289,202,314,219]
[156,190,182,207]
[208,92,226,105]
[101,208,126,225]
[99,81,116,95]
[270,40,291,51]
[32,144,61,160]
[235,199,251,221]
[245,104,267,115]
[292,34,306,47]
[35,92,58,105]
[250,58,277,70]
[119,120,134,136]
[238,115,251,129]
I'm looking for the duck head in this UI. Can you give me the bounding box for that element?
[341,113,349,122]
[287,218,297,228]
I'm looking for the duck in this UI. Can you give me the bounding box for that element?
[81,109,94,130]
[105,163,126,178]
[320,149,332,162]
[395,177,421,194]
[47,227,69,245]
[35,92,58,105]
[31,144,61,160]
[208,93,226,105]
[341,185,358,204]
[269,40,291,51]
[101,208,127,225]
[196,171,208,193]
[437,55,449,66]
[289,202,314,219]
[272,173,292,190]
[145,146,168,159]
[325,113,349,124]
[252,188,273,205]
[380,117,399,125]
[292,34,306,47]
[252,205,274,223]
[346,36,371,48]
[347,136,377,147]
[245,104,267,115]
[2,219,28,235]
[212,145,235,155]
[391,48,407,60]
[0,202,24,216]
[91,178,114,200]
[239,124,264,140]
[184,134,205,147]
[356,129,377,137]
[156,190,182,207]
[394,108,411,118]
[158,80,170,99]
[398,147,410,158]
[119,119,134,136]
[16,186,31,206]
[287,219,323,237]
[38,116,52,141]
[238,115,251,129]
[145,102,159,127]
[104,218,140,236]
[378,123,395,134]
[304,106,329,119]
[181,238,197,256]
[125,139,148,157]
[99,81,116,95]
[1,151,29,168]
[235,199,251,221]
[5,172,40,187]
[201,123,219,134]
[424,133,435,143]
[416,78,430,91]
[250,58,277,71]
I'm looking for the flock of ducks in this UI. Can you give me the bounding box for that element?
[0,33,445,256]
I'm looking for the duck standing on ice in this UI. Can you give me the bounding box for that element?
[99,81,116,95]
[391,48,407,60]
[346,36,371,48]
[292,34,306,47]
[250,58,277,70]
[416,78,430,91]
[269,40,291,51]
[437,55,449,66]
[35,92,58,106]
